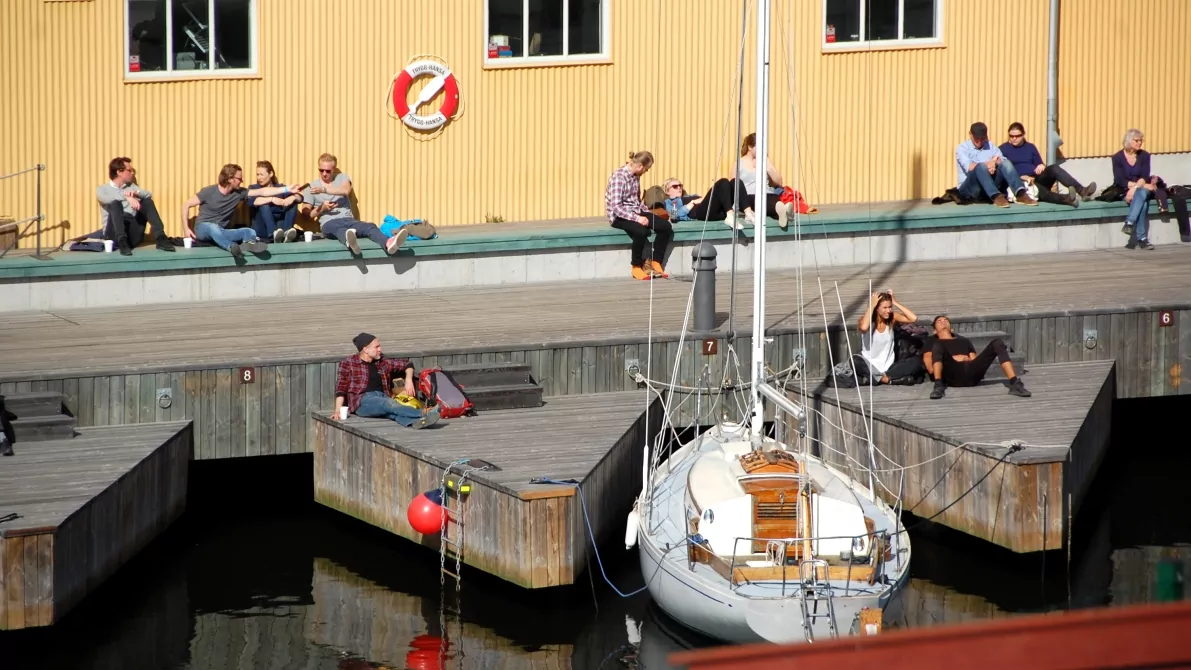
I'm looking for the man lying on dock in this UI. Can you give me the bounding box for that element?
[333,333,440,429]
[924,316,1031,400]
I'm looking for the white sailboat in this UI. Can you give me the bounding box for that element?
[627,0,911,644]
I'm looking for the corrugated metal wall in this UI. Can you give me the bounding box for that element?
[0,0,1187,246]
[1058,0,1191,158]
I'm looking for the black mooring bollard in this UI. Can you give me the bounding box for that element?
[692,242,717,332]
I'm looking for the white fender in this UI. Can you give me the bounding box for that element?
[624,509,640,549]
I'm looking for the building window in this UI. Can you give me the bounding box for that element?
[125,0,256,78]
[823,0,942,49]
[485,0,609,66]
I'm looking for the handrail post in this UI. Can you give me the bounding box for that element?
[36,164,44,258]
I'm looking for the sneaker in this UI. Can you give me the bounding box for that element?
[273,229,285,244]
[1125,239,1137,250]
[0,435,12,457]
[992,195,1010,208]
[385,228,408,255]
[929,380,947,400]
[1081,182,1097,199]
[1007,378,1032,397]
[631,265,653,280]
[345,228,360,254]
[724,210,738,230]
[648,260,669,278]
[228,243,244,258]
[1015,190,1038,206]
[156,237,176,252]
[117,235,133,256]
[1122,223,1134,236]
[412,407,441,429]
[1138,239,1155,250]
[743,209,756,224]
[1064,191,1080,208]
[777,201,790,230]
[244,239,268,254]
[283,228,298,243]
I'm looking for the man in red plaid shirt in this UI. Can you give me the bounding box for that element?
[333,333,440,428]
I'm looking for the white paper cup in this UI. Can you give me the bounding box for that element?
[304,231,314,243]
[183,238,193,249]
[338,406,348,420]
[103,240,114,253]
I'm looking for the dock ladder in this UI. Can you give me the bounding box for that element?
[798,558,838,642]
[437,459,496,589]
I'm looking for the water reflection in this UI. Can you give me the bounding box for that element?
[0,398,1186,670]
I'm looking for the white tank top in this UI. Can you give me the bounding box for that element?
[737,157,757,194]
[861,322,896,375]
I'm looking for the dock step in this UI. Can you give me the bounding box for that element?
[10,414,77,442]
[444,362,535,389]
[464,383,545,411]
[1,391,66,418]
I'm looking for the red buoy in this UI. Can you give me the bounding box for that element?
[407,490,445,535]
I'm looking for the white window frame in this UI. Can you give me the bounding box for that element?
[483,0,611,69]
[822,0,944,52]
[123,0,259,81]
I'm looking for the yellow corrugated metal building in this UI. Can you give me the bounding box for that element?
[1,0,1188,245]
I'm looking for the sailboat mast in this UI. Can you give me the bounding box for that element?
[749,0,772,443]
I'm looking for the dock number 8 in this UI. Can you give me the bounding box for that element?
[239,367,256,384]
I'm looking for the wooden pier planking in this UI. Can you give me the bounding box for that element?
[793,361,1115,553]
[312,393,661,589]
[0,247,1184,461]
[0,422,191,629]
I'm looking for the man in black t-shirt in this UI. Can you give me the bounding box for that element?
[924,315,1031,400]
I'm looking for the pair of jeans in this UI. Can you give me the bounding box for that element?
[194,222,260,250]
[610,213,673,266]
[958,161,1026,200]
[251,203,298,240]
[320,218,389,248]
[354,390,423,427]
[103,198,167,246]
[1126,188,1153,242]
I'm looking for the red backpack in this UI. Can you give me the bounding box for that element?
[417,368,476,419]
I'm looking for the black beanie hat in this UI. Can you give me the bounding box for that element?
[353,332,377,352]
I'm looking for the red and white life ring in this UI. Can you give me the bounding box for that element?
[391,59,460,131]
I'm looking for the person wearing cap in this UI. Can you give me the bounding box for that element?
[955,122,1037,208]
[333,333,440,428]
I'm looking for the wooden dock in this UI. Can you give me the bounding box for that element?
[0,247,1184,462]
[0,421,191,630]
[312,392,660,589]
[793,361,1115,553]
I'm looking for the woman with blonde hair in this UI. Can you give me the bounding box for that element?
[605,151,673,280]
[1113,129,1159,250]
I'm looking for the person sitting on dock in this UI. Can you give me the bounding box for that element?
[999,122,1095,207]
[249,160,301,244]
[660,178,739,225]
[606,151,672,280]
[856,290,925,385]
[925,316,1031,400]
[955,122,1037,208]
[299,153,408,256]
[96,157,175,255]
[181,164,300,258]
[333,333,440,429]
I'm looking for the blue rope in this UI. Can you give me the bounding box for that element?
[538,477,650,598]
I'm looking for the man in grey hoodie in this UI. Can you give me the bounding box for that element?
[97,157,175,255]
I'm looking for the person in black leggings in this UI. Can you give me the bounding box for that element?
[925,315,1031,399]
[660,178,740,223]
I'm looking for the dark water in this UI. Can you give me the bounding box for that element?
[1,396,1187,670]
